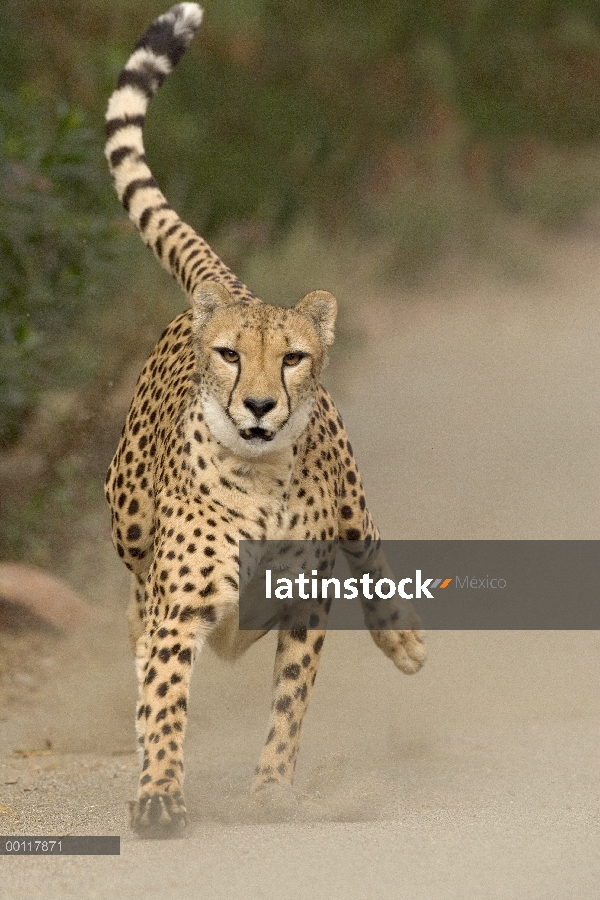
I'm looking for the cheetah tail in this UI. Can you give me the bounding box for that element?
[105,3,257,305]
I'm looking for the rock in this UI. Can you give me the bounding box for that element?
[0,564,92,632]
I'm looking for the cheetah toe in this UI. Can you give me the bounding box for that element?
[371,628,427,674]
[129,791,188,836]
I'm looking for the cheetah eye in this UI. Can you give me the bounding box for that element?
[216,348,239,364]
[283,352,306,367]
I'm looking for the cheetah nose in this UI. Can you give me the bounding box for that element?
[243,397,276,418]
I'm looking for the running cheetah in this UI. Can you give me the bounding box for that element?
[104,2,426,833]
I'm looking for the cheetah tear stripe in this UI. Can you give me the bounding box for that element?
[105,3,256,305]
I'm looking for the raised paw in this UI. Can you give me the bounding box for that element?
[370,628,427,674]
[129,790,188,835]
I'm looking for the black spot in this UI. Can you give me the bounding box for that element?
[179,605,198,622]
[290,628,307,642]
[199,605,216,623]
[340,505,353,520]
[127,524,142,541]
[276,696,292,713]
[283,664,300,680]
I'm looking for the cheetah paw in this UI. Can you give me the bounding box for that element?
[371,628,427,674]
[129,791,188,835]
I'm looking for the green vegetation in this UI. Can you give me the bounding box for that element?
[0,93,119,448]
[1,0,599,563]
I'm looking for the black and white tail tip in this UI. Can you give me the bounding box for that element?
[105,3,203,205]
[104,4,254,304]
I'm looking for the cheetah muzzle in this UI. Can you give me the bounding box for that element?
[239,427,274,442]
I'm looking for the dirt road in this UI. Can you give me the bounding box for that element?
[1,234,598,899]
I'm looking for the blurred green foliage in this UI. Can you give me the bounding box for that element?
[0,91,118,448]
[1,0,600,451]
[138,0,600,245]
[6,1,600,241]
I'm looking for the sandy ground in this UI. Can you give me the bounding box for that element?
[0,233,598,899]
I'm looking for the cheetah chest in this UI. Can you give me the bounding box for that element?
[172,416,299,542]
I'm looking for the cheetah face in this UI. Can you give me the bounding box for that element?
[192,283,337,459]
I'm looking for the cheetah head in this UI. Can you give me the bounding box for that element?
[191,281,337,459]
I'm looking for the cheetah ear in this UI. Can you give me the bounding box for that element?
[192,281,234,330]
[295,290,337,347]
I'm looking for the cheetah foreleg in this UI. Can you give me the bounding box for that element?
[129,537,237,834]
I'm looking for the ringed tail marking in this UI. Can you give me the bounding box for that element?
[104,3,257,305]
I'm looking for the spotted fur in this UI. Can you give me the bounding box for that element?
[105,3,426,834]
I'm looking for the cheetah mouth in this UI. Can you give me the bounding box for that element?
[239,427,275,442]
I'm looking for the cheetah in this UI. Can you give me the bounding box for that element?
[104,2,426,833]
